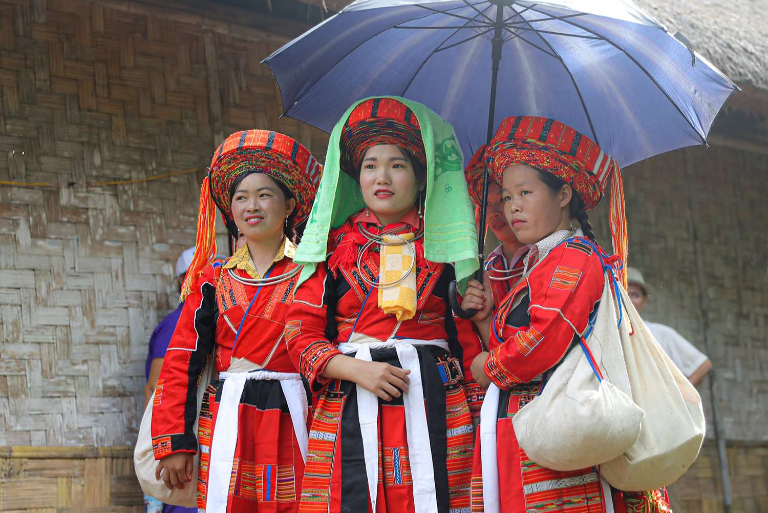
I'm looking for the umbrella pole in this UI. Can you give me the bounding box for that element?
[450,1,508,318]
[476,1,507,266]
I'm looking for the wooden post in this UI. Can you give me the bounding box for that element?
[203,30,224,150]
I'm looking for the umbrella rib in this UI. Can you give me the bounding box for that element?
[415,3,492,26]
[284,5,476,111]
[524,4,707,144]
[506,7,599,142]
[506,12,587,26]
[401,4,493,95]
[502,27,559,59]
[503,4,534,24]
[509,27,601,40]
[393,25,488,30]
[434,28,495,52]
[460,0,495,25]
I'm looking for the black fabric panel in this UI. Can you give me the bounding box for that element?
[505,294,531,328]
[179,282,218,451]
[323,271,339,343]
[419,346,450,513]
[210,377,310,413]
[337,346,450,513]
[339,377,369,512]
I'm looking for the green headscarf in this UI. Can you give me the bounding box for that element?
[295,96,479,292]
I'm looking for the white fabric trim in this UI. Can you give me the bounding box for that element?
[206,369,307,513]
[480,384,501,513]
[338,337,448,513]
[601,477,615,513]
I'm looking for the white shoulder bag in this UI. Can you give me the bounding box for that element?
[600,282,705,491]
[134,357,215,506]
[513,269,644,471]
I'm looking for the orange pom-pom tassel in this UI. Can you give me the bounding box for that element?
[180,175,217,301]
[609,165,628,289]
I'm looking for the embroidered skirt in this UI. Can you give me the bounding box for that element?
[470,381,673,513]
[197,376,311,512]
[298,345,475,513]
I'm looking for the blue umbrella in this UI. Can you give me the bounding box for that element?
[264,0,736,315]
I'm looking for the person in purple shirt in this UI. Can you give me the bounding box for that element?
[143,247,196,513]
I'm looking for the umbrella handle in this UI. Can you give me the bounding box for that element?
[448,271,481,319]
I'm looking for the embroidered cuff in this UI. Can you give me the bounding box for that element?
[300,341,343,393]
[152,433,198,460]
[464,380,486,418]
[485,346,522,390]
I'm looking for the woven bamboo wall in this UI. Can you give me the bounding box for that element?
[591,141,768,444]
[0,0,767,509]
[0,0,328,450]
[0,446,141,510]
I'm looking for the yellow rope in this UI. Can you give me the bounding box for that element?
[0,167,201,188]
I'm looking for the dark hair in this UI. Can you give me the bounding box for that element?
[534,169,596,243]
[228,172,300,243]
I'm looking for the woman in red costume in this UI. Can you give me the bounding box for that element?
[151,130,321,512]
[286,97,485,513]
[464,146,529,309]
[463,116,672,513]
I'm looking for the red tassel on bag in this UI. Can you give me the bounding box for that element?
[609,165,628,289]
[180,175,217,301]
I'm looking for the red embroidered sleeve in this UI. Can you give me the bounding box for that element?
[485,239,604,390]
[285,263,342,393]
[151,266,218,459]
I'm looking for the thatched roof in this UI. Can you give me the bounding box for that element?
[639,0,767,92]
[298,0,767,92]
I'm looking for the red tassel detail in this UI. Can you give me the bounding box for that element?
[180,175,217,301]
[609,165,628,289]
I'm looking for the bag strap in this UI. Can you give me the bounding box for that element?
[578,337,604,382]
[231,265,274,351]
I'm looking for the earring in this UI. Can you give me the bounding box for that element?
[418,192,423,219]
[366,207,370,217]
[285,217,289,227]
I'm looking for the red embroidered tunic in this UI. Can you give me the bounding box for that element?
[285,212,485,513]
[151,244,308,512]
[288,215,484,403]
[471,235,671,513]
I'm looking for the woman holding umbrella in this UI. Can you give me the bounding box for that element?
[462,116,672,512]
[285,96,485,513]
[464,145,529,310]
[151,130,321,512]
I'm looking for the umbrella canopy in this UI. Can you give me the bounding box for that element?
[264,0,736,169]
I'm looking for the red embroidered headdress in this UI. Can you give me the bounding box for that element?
[181,130,322,299]
[486,116,628,285]
[340,97,426,176]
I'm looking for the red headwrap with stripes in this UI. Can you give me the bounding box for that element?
[486,116,628,285]
[181,130,322,300]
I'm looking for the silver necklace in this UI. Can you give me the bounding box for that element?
[356,231,417,289]
[226,264,302,286]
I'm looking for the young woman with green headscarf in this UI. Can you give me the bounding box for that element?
[285,97,485,513]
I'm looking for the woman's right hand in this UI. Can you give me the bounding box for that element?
[462,278,493,324]
[355,360,411,401]
[156,452,194,490]
[323,355,411,401]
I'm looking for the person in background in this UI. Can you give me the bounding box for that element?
[143,247,196,513]
[627,267,713,387]
[464,145,529,308]
[144,247,195,408]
